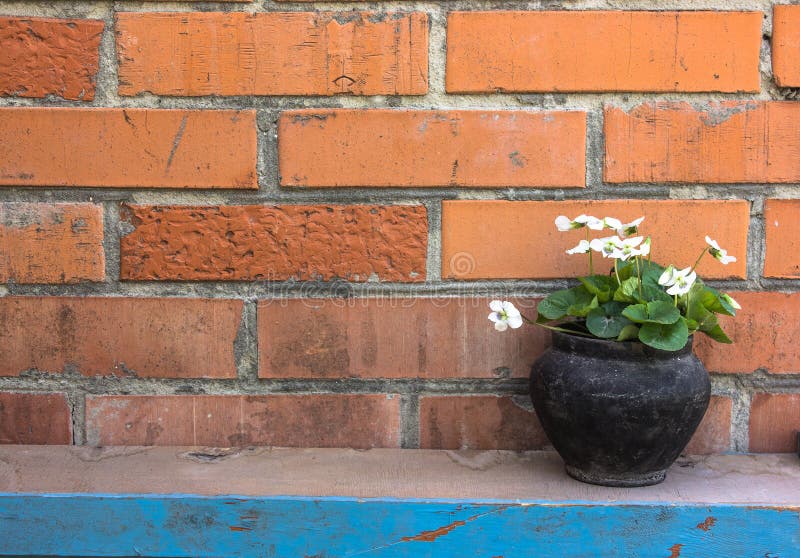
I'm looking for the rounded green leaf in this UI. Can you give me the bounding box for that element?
[622,304,648,323]
[617,324,640,341]
[586,303,633,339]
[538,286,593,320]
[638,318,689,351]
[645,301,681,324]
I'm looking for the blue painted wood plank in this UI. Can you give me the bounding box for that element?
[0,494,797,557]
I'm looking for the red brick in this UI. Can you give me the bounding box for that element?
[441,200,749,280]
[117,12,427,96]
[120,205,427,282]
[447,11,761,93]
[0,203,104,284]
[0,297,242,378]
[279,110,585,188]
[0,17,103,101]
[696,292,800,374]
[0,108,256,188]
[0,392,72,444]
[764,199,800,278]
[420,396,548,451]
[749,394,800,453]
[85,395,400,448]
[258,298,546,379]
[605,102,800,183]
[684,396,732,455]
[773,6,800,87]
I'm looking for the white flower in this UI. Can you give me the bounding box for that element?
[488,300,523,332]
[603,217,623,230]
[555,214,604,232]
[705,236,737,265]
[610,236,644,261]
[555,215,575,232]
[580,215,605,230]
[660,266,697,296]
[590,235,624,258]
[566,240,591,255]
[721,293,742,310]
[618,217,645,238]
[637,237,651,257]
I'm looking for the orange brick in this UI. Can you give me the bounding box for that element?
[696,292,800,374]
[764,199,800,278]
[0,108,256,188]
[749,394,800,453]
[684,396,732,455]
[605,102,800,183]
[0,392,72,444]
[85,395,400,448]
[279,110,586,188]
[0,203,104,284]
[258,298,546,379]
[0,17,103,101]
[117,12,428,96]
[0,297,242,378]
[441,200,749,280]
[420,396,549,451]
[120,205,427,282]
[446,11,761,93]
[773,6,800,87]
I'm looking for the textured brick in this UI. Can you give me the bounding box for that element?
[749,394,800,453]
[120,205,427,282]
[605,102,800,183]
[279,110,585,188]
[684,396,732,455]
[442,200,748,280]
[0,392,72,444]
[0,108,256,188]
[696,292,800,374]
[85,395,400,448]
[117,12,427,96]
[0,203,104,284]
[0,17,103,101]
[773,6,800,87]
[420,396,549,451]
[764,199,800,278]
[0,297,242,378]
[259,298,546,379]
[447,11,761,93]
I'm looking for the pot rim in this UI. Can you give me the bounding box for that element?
[550,329,695,359]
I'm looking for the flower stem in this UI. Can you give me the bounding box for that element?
[690,247,708,274]
[613,258,621,285]
[635,256,643,299]
[535,322,595,338]
[586,229,593,275]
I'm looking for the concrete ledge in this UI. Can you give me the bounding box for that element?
[0,446,798,556]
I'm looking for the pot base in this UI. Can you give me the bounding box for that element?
[565,465,666,487]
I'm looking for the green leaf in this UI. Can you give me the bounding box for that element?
[702,323,733,344]
[613,277,641,303]
[586,302,633,338]
[617,324,640,341]
[622,304,648,323]
[579,275,614,303]
[537,286,593,320]
[700,286,737,317]
[645,301,681,325]
[638,318,689,351]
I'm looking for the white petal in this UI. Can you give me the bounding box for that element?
[603,217,622,230]
[566,240,591,254]
[488,312,501,323]
[685,270,697,285]
[502,301,521,317]
[589,238,606,252]
[719,254,737,265]
[666,283,689,296]
[573,214,590,224]
[658,265,676,286]
[621,236,644,248]
[586,216,605,230]
[489,300,504,313]
[494,320,509,332]
[705,236,721,251]
[555,215,573,232]
[507,315,524,329]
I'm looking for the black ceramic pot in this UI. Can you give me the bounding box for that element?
[530,330,710,487]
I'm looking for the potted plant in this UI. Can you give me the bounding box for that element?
[488,214,740,487]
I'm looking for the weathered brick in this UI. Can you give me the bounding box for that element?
[773,6,800,87]
[696,292,800,374]
[441,200,748,280]
[85,395,400,448]
[258,298,546,379]
[0,203,104,284]
[447,11,761,93]
[419,396,549,451]
[0,17,103,101]
[749,394,800,453]
[0,392,72,444]
[279,110,585,188]
[605,102,800,183]
[117,12,427,96]
[764,199,800,278]
[0,108,256,188]
[0,297,242,378]
[120,205,427,282]
[684,396,732,455]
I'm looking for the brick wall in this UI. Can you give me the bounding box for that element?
[0,1,799,454]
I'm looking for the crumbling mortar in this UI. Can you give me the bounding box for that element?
[399,394,421,448]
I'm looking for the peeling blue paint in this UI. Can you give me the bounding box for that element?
[0,493,797,557]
